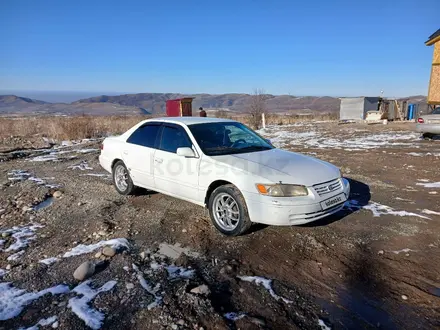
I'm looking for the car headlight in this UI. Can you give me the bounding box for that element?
[256,184,308,197]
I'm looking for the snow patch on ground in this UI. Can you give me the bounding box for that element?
[392,248,416,254]
[140,258,196,279]
[259,126,420,150]
[165,265,195,279]
[79,173,111,178]
[68,160,93,171]
[395,197,412,201]
[149,261,161,270]
[318,319,331,330]
[416,181,440,188]
[224,312,246,321]
[363,202,431,219]
[422,209,440,216]
[408,152,440,157]
[19,316,58,330]
[238,275,292,304]
[63,238,129,258]
[130,256,197,310]
[29,155,60,162]
[0,282,69,320]
[7,170,61,189]
[0,223,43,255]
[68,280,117,330]
[75,148,99,154]
[0,269,7,277]
[59,139,99,147]
[133,266,162,310]
[344,200,430,219]
[429,191,438,195]
[7,250,25,261]
[39,257,60,265]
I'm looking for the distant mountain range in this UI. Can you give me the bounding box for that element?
[0,93,428,116]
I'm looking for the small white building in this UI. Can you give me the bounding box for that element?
[339,97,380,120]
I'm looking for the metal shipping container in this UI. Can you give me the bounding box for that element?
[340,97,380,120]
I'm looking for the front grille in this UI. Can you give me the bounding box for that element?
[288,202,345,222]
[313,178,342,197]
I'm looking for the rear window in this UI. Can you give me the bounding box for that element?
[433,107,440,114]
[127,124,161,148]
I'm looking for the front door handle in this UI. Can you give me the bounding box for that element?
[154,158,163,164]
[123,150,128,155]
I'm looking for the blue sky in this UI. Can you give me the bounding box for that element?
[0,0,439,97]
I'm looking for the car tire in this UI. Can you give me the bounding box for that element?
[208,184,252,236]
[422,133,435,140]
[112,160,136,195]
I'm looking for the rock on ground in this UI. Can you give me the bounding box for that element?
[73,261,95,281]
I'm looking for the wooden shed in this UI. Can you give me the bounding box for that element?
[426,28,440,109]
[166,98,194,117]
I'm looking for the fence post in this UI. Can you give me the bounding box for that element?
[262,113,266,129]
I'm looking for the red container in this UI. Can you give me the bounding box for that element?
[166,98,194,117]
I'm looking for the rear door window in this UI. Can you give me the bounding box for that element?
[127,123,161,148]
[159,125,192,153]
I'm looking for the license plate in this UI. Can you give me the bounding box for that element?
[320,193,346,210]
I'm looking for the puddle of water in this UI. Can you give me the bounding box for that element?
[33,197,54,211]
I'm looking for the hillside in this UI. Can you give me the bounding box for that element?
[0,95,145,116]
[76,93,341,114]
[0,93,428,116]
[0,95,48,105]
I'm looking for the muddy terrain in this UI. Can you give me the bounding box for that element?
[0,121,439,330]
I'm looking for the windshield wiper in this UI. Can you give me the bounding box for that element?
[205,146,236,155]
[237,146,272,152]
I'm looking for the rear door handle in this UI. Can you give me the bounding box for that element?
[123,150,128,155]
[154,158,163,163]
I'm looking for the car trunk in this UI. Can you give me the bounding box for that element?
[424,114,440,123]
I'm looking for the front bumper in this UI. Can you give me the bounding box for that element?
[243,178,350,226]
[416,124,440,134]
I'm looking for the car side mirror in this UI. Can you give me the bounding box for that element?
[176,147,196,158]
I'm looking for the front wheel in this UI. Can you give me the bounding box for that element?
[112,161,136,195]
[208,184,252,236]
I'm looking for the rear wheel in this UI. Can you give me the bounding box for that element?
[208,184,252,236]
[112,161,136,195]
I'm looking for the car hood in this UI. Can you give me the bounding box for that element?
[212,148,340,186]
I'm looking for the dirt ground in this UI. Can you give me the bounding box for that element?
[0,121,439,330]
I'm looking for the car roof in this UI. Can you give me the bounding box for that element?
[142,116,236,126]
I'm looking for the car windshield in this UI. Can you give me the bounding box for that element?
[188,122,274,156]
[432,108,440,114]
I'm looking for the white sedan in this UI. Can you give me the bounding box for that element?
[99,117,350,236]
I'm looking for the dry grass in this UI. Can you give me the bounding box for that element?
[0,115,149,140]
[234,113,339,128]
[0,113,338,140]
